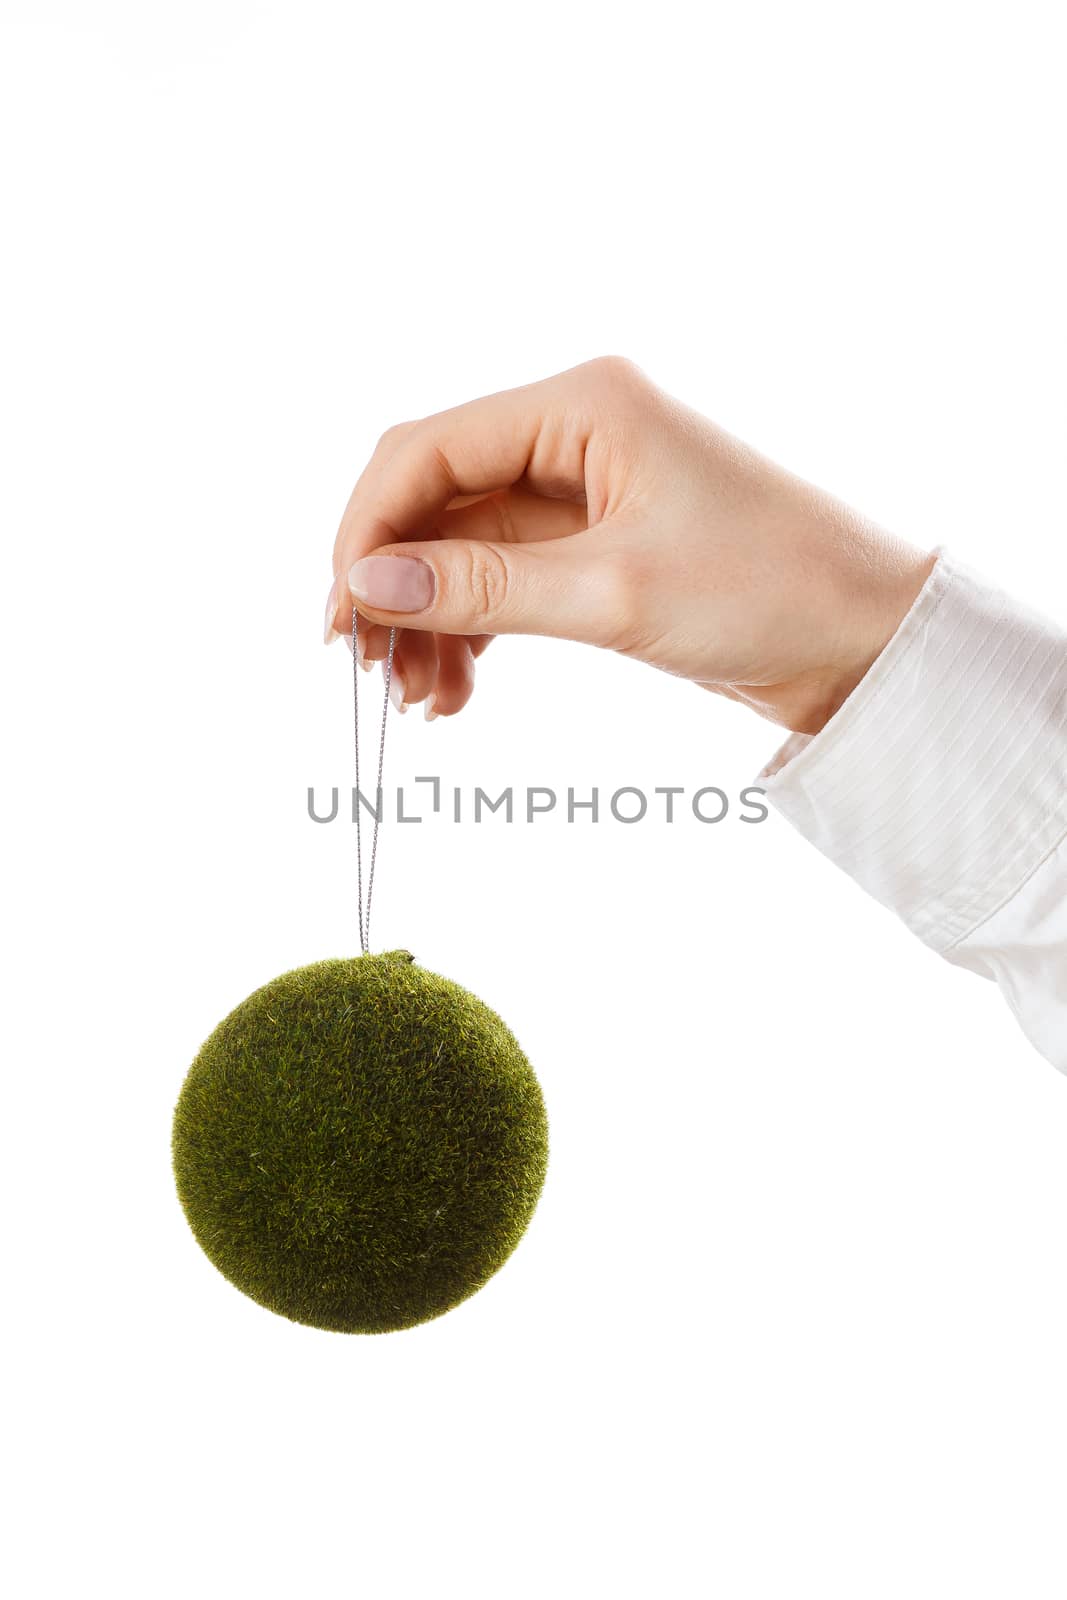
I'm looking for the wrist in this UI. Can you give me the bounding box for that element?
[745,541,940,737]
[803,542,940,735]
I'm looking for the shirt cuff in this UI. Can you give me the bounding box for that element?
[755,545,1067,954]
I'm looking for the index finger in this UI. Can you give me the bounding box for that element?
[330,356,631,583]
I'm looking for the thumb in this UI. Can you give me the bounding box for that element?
[345,532,625,645]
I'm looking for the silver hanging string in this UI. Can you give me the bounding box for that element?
[353,614,397,954]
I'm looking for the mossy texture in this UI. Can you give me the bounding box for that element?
[172,951,548,1333]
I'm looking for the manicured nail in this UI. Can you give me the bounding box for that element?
[348,556,435,613]
[424,694,438,722]
[386,661,407,713]
[324,576,340,644]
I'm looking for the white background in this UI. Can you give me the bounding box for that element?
[3,3,1065,1596]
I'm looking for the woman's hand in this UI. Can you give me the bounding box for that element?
[326,356,936,734]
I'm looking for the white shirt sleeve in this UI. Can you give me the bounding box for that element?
[756,546,1067,1071]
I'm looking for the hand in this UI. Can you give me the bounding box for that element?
[326,356,937,734]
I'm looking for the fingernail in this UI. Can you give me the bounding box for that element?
[386,661,408,713]
[348,556,435,613]
[353,630,365,669]
[424,694,438,722]
[324,576,340,644]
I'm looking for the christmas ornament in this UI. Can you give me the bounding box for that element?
[172,623,548,1333]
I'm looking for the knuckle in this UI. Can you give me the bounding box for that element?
[464,544,511,621]
[591,550,646,652]
[375,419,417,453]
[587,354,645,392]
[485,490,517,543]
[430,442,459,499]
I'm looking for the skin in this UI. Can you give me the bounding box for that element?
[326,356,937,735]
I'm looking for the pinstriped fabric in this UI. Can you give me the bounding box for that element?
[757,547,1067,955]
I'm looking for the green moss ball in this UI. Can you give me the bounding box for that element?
[172,951,548,1334]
